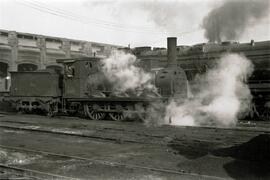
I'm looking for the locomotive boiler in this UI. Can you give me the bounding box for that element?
[4,37,189,121]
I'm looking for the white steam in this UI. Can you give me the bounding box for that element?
[101,50,155,93]
[166,53,254,127]
[101,51,253,127]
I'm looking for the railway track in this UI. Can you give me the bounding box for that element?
[0,145,227,180]
[0,116,269,147]
[1,123,267,151]
[1,114,269,179]
[1,113,270,133]
[0,164,74,180]
[0,121,229,179]
[0,124,157,145]
[0,114,270,152]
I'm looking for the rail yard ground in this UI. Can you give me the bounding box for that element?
[0,113,269,180]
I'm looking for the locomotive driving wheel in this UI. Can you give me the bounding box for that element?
[84,103,105,120]
[109,112,125,121]
[108,104,126,121]
[261,108,270,121]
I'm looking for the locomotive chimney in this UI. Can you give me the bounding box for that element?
[167,37,177,66]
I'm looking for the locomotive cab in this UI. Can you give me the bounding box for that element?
[57,57,110,98]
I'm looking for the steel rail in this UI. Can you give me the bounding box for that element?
[1,121,269,149]
[0,124,145,144]
[1,114,270,133]
[0,163,76,180]
[0,144,228,180]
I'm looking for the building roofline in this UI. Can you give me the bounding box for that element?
[0,29,125,48]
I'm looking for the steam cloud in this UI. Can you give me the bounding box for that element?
[101,50,155,93]
[165,53,254,127]
[102,51,254,127]
[202,0,270,42]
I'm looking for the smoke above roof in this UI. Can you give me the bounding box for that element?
[202,0,270,42]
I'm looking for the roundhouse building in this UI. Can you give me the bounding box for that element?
[135,40,270,79]
[0,29,123,92]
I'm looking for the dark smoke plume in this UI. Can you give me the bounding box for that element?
[202,0,270,42]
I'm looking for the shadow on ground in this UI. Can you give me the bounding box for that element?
[212,134,270,179]
[168,140,213,159]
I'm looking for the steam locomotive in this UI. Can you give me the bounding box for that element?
[135,40,270,120]
[4,37,188,121]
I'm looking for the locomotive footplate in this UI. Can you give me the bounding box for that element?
[64,97,162,102]
[64,97,164,121]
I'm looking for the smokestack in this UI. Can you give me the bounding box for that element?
[167,37,177,66]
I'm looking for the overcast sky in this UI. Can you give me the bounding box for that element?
[1,0,269,47]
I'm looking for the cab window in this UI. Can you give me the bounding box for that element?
[65,64,75,78]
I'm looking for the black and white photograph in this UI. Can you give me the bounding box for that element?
[0,0,269,179]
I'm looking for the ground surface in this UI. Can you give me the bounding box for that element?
[0,113,269,179]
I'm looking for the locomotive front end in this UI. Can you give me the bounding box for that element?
[155,37,188,99]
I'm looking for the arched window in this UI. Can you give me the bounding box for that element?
[0,62,8,91]
[18,63,38,72]
[0,62,8,78]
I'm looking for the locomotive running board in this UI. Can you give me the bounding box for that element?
[64,97,163,102]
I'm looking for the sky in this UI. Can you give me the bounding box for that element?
[0,0,269,47]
